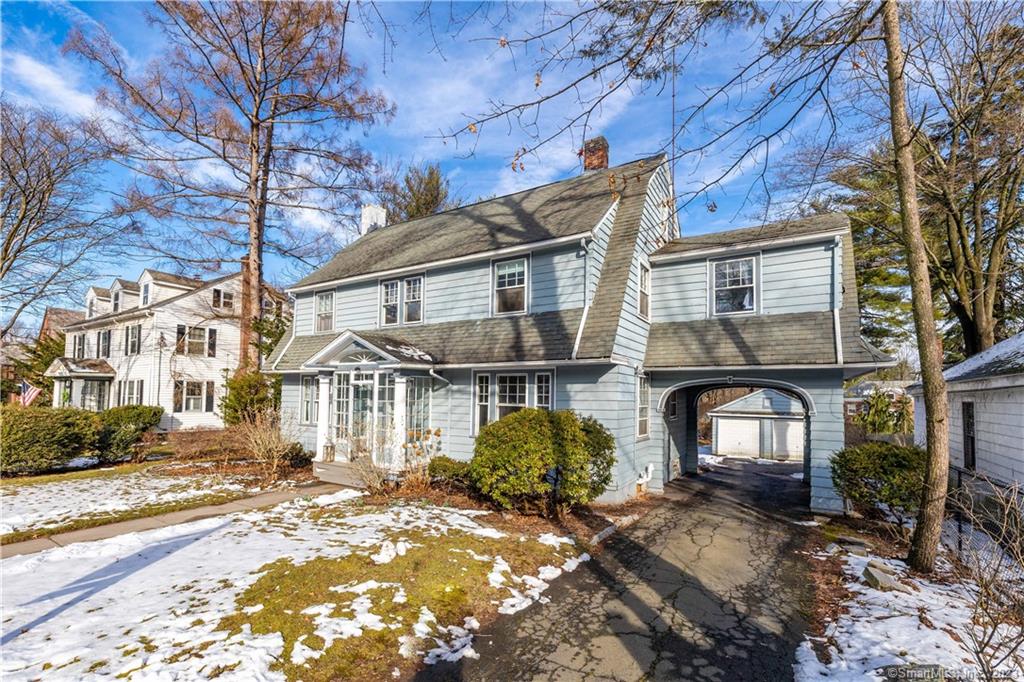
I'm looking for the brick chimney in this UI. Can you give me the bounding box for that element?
[582,136,609,171]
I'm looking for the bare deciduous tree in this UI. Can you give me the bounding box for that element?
[1,100,119,336]
[66,1,393,368]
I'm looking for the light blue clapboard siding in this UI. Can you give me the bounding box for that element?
[587,202,618,305]
[761,240,836,314]
[281,373,317,451]
[424,263,491,323]
[612,164,673,363]
[532,244,587,313]
[651,260,705,322]
[336,280,378,330]
[293,293,315,335]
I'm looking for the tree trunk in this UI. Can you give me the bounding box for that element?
[881,0,950,574]
[239,119,264,371]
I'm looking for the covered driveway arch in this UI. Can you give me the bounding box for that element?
[647,369,847,513]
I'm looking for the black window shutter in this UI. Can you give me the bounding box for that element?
[116,381,122,407]
[205,381,215,412]
[207,328,217,357]
[96,332,102,358]
[137,380,144,404]
[173,380,183,413]
[176,325,186,353]
[123,328,129,355]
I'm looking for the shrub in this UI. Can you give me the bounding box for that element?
[469,408,617,515]
[97,405,164,463]
[470,408,556,512]
[427,455,471,486]
[167,427,247,461]
[231,409,298,482]
[0,405,101,475]
[830,441,927,529]
[578,414,616,500]
[220,370,280,426]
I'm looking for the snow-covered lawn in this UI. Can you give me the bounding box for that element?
[1,490,588,681]
[795,548,1023,680]
[1,464,260,538]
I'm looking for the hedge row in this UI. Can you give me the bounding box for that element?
[0,404,164,476]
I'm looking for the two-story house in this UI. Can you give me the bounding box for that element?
[267,140,891,512]
[45,269,247,430]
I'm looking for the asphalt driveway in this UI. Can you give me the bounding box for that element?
[424,458,817,681]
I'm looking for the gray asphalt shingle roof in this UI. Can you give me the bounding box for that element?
[654,213,849,257]
[942,332,1024,382]
[294,156,662,289]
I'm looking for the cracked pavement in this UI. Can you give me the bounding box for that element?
[423,459,816,681]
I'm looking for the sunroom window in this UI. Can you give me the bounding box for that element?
[496,375,527,419]
[494,258,526,315]
[713,257,755,315]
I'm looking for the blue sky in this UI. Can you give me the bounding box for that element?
[3,1,804,297]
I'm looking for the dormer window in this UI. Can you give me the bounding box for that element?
[712,256,756,315]
[494,258,527,315]
[87,300,95,319]
[212,288,234,311]
[141,283,150,306]
[112,291,121,313]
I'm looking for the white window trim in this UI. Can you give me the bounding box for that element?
[112,291,121,313]
[638,261,651,321]
[534,372,554,410]
[495,372,529,421]
[709,255,758,317]
[183,380,205,412]
[636,373,650,439]
[378,274,426,328]
[300,375,318,424]
[472,371,491,435]
[403,275,424,325]
[184,327,208,355]
[491,256,529,317]
[315,291,335,334]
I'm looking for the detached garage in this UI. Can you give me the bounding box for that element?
[710,389,806,461]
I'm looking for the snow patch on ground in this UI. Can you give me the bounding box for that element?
[0,469,258,535]
[698,453,726,467]
[1,490,585,680]
[794,550,1020,680]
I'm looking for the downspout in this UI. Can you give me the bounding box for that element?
[832,235,844,365]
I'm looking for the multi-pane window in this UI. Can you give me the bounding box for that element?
[81,380,108,412]
[476,374,490,432]
[496,375,528,420]
[315,292,334,332]
[124,324,141,355]
[87,300,95,319]
[375,373,395,443]
[184,381,203,411]
[404,277,422,323]
[212,288,234,311]
[406,377,432,441]
[535,373,553,410]
[73,333,86,359]
[173,380,215,412]
[713,257,756,315]
[381,280,400,325]
[112,291,121,313]
[381,276,423,326]
[301,376,319,423]
[494,258,527,314]
[335,373,351,436]
[96,330,111,358]
[637,374,650,437]
[117,379,144,406]
[176,326,216,357]
[141,283,150,306]
[638,263,651,320]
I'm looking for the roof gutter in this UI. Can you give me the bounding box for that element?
[650,229,848,264]
[287,231,593,294]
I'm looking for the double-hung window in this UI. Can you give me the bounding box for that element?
[638,263,651,320]
[712,257,756,315]
[301,376,319,423]
[124,324,142,355]
[212,288,234,311]
[176,326,216,357]
[637,374,650,438]
[475,374,490,432]
[535,373,553,410]
[112,291,121,313]
[96,330,111,358]
[315,292,334,332]
[381,276,423,326]
[87,300,95,319]
[141,283,150,306]
[494,258,527,315]
[73,334,86,359]
[117,379,144,406]
[173,380,215,412]
[496,375,528,420]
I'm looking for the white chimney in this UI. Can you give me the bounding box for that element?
[360,204,387,236]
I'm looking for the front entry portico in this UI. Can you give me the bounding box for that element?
[650,369,847,513]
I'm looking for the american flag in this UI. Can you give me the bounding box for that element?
[20,380,42,406]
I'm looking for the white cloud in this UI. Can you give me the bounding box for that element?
[4,52,98,117]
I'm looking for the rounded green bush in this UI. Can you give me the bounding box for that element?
[578,413,616,500]
[549,409,591,509]
[98,405,165,463]
[830,441,927,526]
[427,455,471,485]
[0,405,101,475]
[221,371,280,426]
[470,408,556,511]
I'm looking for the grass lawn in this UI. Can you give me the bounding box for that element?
[0,460,266,544]
[1,490,589,681]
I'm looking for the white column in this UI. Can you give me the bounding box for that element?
[314,373,333,462]
[392,375,408,471]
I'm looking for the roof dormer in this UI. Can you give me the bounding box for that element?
[85,287,111,318]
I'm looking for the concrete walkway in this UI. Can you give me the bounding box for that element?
[0,482,341,559]
[424,459,816,682]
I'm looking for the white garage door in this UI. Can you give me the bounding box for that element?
[771,419,805,459]
[714,417,761,457]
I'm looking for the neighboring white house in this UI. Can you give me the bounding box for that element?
[910,332,1024,485]
[843,379,915,418]
[709,389,806,461]
[45,269,250,430]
